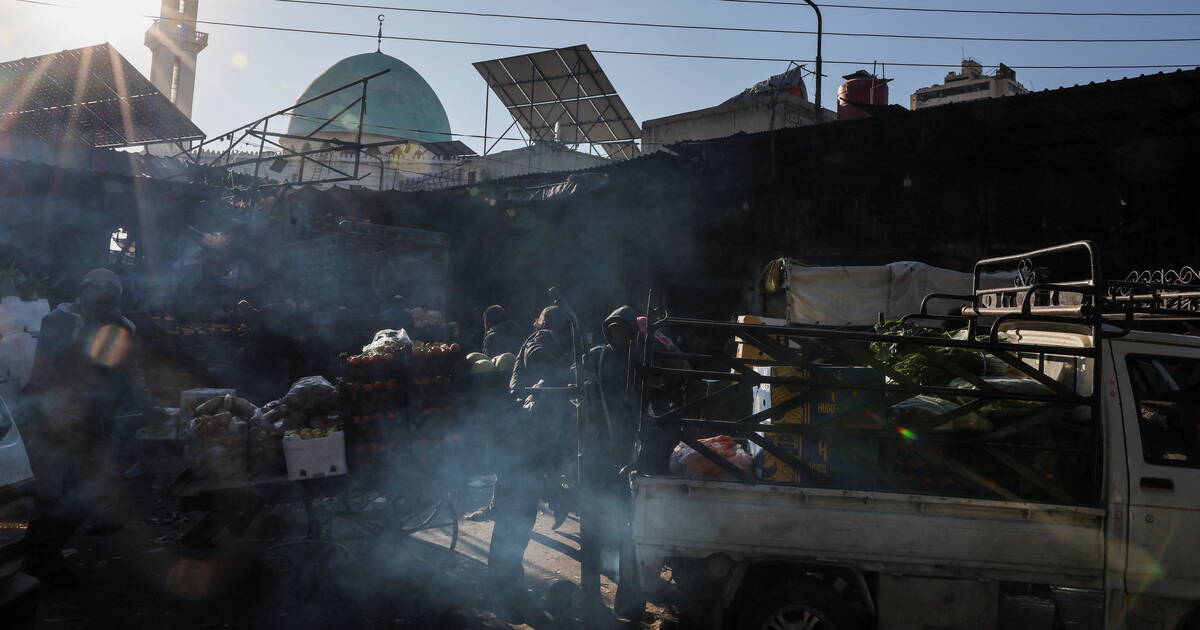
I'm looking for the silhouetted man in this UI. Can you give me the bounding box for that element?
[487,305,573,620]
[481,304,525,358]
[19,268,159,585]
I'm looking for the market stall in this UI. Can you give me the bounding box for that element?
[163,326,514,556]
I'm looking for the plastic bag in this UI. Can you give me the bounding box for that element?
[280,376,338,413]
[948,377,1054,419]
[669,435,753,479]
[891,394,994,433]
[362,328,412,355]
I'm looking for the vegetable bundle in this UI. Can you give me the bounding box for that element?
[870,320,985,386]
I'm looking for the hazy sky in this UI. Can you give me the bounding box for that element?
[4,0,1199,154]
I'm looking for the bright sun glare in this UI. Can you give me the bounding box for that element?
[69,1,153,39]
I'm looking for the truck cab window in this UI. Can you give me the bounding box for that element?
[1127,355,1200,468]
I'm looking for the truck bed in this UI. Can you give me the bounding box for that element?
[631,475,1106,591]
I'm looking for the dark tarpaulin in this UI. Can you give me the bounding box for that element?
[501,172,610,202]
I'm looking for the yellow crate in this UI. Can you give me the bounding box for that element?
[733,315,792,363]
[754,366,884,484]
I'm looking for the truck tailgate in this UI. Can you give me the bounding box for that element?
[631,476,1106,590]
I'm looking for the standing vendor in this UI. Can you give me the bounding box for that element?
[18,268,160,585]
[580,306,690,617]
[464,304,530,523]
[487,305,573,620]
[378,294,415,334]
[481,305,525,358]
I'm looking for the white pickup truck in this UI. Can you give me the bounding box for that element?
[629,243,1200,630]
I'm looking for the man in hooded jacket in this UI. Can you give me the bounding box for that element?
[480,304,525,358]
[18,268,159,585]
[579,305,690,617]
[487,305,574,618]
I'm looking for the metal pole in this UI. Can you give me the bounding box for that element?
[483,81,490,157]
[803,0,823,122]
[252,118,267,181]
[354,80,368,179]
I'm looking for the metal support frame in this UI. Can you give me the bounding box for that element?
[640,315,1100,504]
[477,47,641,160]
[167,69,391,190]
[479,63,540,146]
[637,241,1200,508]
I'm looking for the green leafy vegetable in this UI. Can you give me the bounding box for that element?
[871,320,984,386]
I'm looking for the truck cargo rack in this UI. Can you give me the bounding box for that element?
[636,241,1200,507]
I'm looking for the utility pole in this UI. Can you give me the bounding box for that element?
[803,0,823,122]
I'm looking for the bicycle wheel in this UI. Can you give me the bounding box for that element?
[366,489,459,568]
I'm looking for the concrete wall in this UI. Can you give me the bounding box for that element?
[462,142,609,184]
[641,92,831,153]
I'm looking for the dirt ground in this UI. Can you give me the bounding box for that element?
[28,473,665,630]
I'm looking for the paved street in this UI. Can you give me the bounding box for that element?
[28,476,646,630]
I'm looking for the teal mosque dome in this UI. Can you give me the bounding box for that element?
[286,52,451,144]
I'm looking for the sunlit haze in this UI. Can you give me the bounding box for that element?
[5,0,1199,153]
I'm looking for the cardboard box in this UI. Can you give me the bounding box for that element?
[733,315,793,363]
[284,431,347,481]
[752,366,883,487]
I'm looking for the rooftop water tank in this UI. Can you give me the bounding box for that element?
[837,70,891,121]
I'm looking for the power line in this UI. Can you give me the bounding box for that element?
[284,113,617,169]
[284,112,530,143]
[720,0,1200,17]
[274,0,1200,43]
[12,0,1200,70]
[280,115,564,172]
[131,19,1200,70]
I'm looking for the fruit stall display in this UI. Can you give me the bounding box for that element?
[177,378,341,481]
[339,341,466,470]
[337,334,521,477]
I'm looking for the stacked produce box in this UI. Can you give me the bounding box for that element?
[751,366,884,488]
[339,341,464,470]
[179,377,343,482]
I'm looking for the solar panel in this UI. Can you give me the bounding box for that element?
[473,44,640,159]
[0,43,204,148]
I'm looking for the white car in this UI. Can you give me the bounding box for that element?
[0,395,38,627]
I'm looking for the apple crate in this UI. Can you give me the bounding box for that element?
[283,431,347,481]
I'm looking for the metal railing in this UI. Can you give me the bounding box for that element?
[635,241,1200,507]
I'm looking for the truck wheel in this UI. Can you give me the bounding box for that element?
[736,582,854,630]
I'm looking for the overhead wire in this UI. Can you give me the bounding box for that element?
[284,112,530,143]
[285,113,614,171]
[214,112,568,173]
[273,0,1200,44]
[719,0,1200,17]
[10,0,1198,71]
